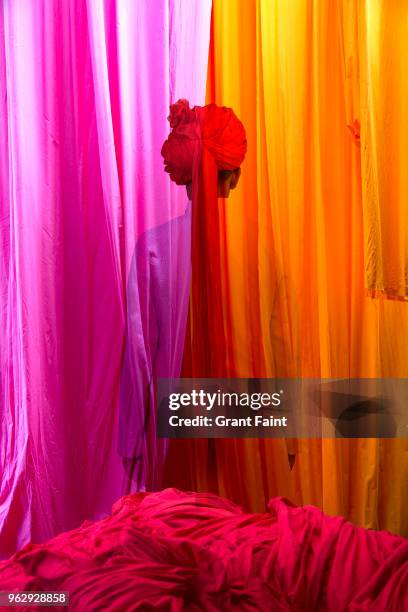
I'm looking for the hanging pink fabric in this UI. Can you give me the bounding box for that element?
[0,0,211,557]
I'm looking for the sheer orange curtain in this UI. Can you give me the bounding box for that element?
[359,2,408,299]
[164,0,408,535]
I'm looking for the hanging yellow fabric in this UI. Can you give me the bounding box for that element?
[358,1,408,299]
[164,0,408,535]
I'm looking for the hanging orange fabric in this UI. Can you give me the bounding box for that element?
[358,2,408,299]
[164,0,408,535]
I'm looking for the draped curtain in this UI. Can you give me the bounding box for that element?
[359,1,408,299]
[0,0,211,557]
[165,0,408,535]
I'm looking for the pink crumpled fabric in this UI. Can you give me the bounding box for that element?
[0,489,406,611]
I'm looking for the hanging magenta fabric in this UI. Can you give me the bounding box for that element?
[0,0,211,557]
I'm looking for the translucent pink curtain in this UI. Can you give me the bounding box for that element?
[0,0,211,557]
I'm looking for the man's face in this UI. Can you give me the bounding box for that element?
[218,168,241,197]
[185,168,241,201]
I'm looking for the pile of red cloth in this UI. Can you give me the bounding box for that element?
[0,489,407,610]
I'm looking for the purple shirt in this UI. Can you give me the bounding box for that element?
[119,203,191,488]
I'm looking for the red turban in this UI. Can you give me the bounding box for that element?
[161,100,247,377]
[161,99,247,185]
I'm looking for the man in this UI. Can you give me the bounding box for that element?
[119,100,247,489]
[162,99,247,376]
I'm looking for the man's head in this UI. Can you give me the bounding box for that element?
[161,100,247,199]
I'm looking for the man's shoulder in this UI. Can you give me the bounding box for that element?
[136,205,191,257]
